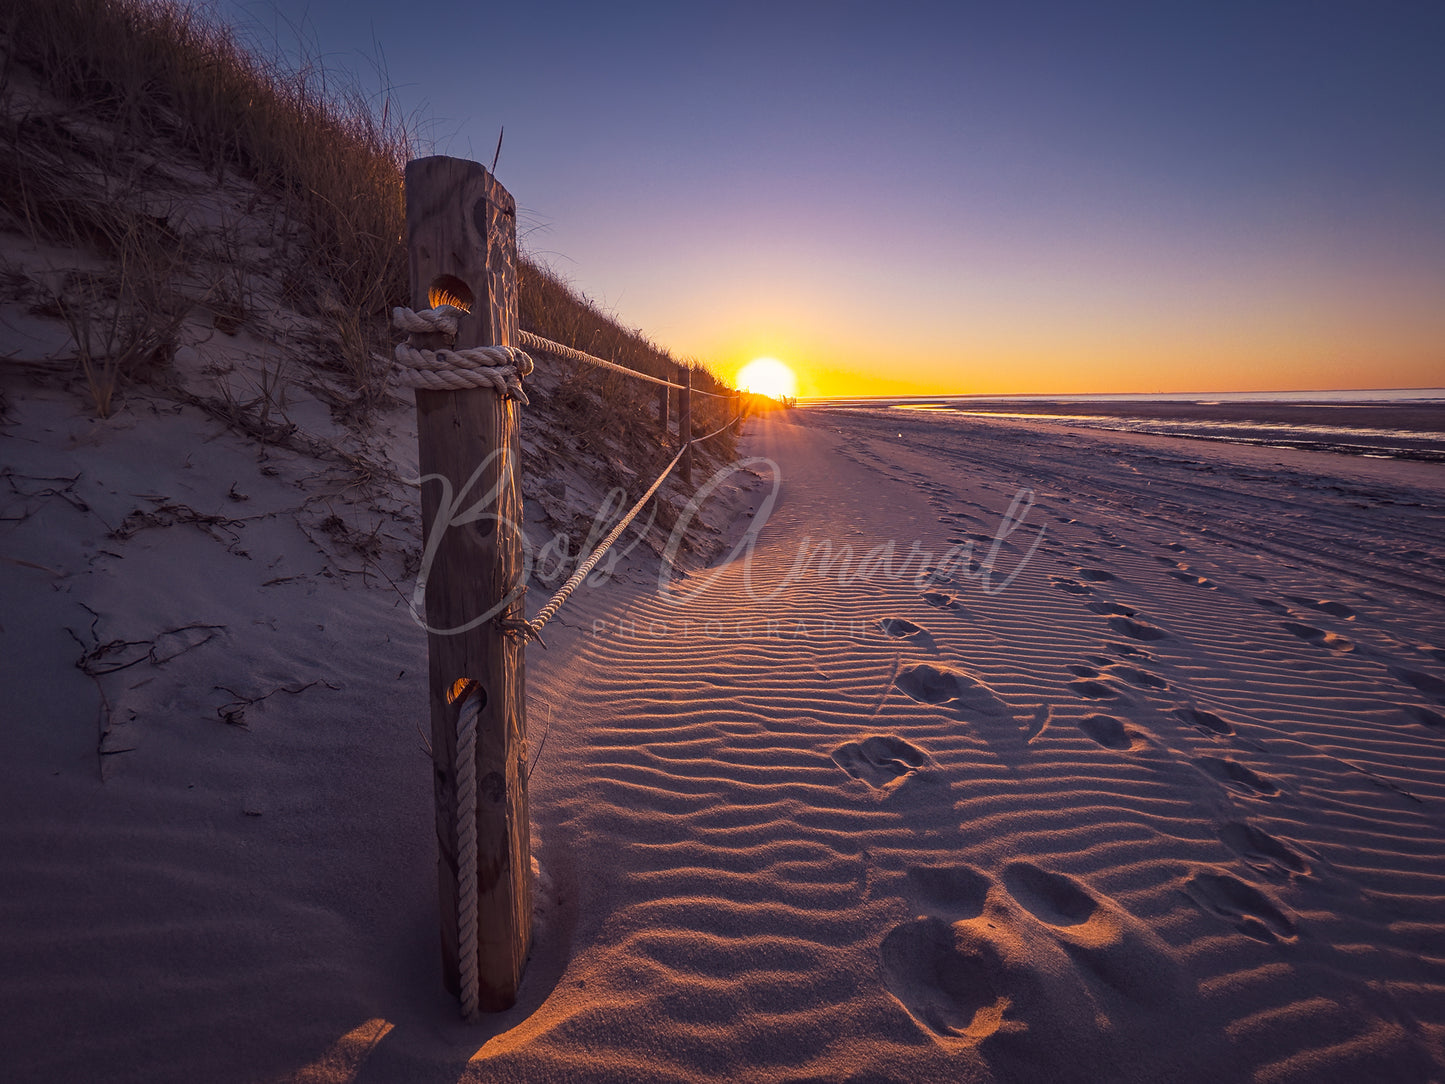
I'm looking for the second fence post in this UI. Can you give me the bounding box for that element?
[657,382,670,443]
[405,155,532,1015]
[679,364,692,486]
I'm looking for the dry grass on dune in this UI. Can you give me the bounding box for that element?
[0,0,735,460]
[2,0,412,401]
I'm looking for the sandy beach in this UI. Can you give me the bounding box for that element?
[5,395,1444,1082]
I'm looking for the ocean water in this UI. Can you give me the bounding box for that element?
[809,389,1445,462]
[806,387,1445,407]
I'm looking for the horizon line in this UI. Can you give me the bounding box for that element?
[798,385,1445,403]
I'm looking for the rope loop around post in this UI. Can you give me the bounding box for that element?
[388,306,534,403]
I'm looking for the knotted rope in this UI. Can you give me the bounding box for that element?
[390,305,533,403]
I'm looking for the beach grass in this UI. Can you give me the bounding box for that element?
[1,0,733,432]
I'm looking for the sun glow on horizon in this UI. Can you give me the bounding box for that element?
[736,357,797,400]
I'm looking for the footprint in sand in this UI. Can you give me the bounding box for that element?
[1218,821,1310,879]
[1107,616,1170,642]
[1078,714,1140,751]
[1286,596,1356,619]
[1398,704,1445,731]
[1002,862,1181,999]
[881,864,1181,1051]
[1087,602,1136,616]
[1066,664,1100,678]
[1003,862,1098,927]
[1107,665,1167,690]
[876,617,936,649]
[1389,666,1445,703]
[1076,567,1116,582]
[1281,621,1353,652]
[879,917,1011,1041]
[1068,679,1119,700]
[1197,756,1278,796]
[831,735,927,788]
[897,664,1010,717]
[1252,597,1289,613]
[1106,641,1150,658]
[1176,706,1232,736]
[1050,576,1092,596]
[1184,870,1296,943]
[1168,568,1217,589]
[921,590,959,609]
[904,864,991,920]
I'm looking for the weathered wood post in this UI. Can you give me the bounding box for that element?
[657,383,670,443]
[679,363,692,486]
[405,155,531,1013]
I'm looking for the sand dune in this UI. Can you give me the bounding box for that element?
[4,401,1445,1081]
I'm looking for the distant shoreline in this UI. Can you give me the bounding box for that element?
[800,386,1445,407]
[805,393,1445,463]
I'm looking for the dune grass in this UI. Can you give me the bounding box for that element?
[1,0,734,433]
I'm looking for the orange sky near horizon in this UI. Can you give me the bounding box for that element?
[713,289,1445,399]
[657,203,1445,399]
[718,322,1445,400]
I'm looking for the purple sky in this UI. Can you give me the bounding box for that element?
[221,0,1445,396]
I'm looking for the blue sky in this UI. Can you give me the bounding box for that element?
[220,0,1445,395]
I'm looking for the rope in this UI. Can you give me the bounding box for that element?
[454,682,482,1022]
[517,328,733,399]
[390,306,534,403]
[525,445,686,637]
[520,411,741,639]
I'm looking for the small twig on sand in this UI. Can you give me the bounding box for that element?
[528,698,553,782]
[213,678,338,727]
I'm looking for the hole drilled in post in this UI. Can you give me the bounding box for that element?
[447,677,487,709]
[429,274,474,314]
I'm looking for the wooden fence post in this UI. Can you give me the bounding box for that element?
[657,383,670,443]
[405,155,531,1013]
[679,364,692,486]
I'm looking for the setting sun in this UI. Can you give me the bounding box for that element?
[736,357,797,400]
